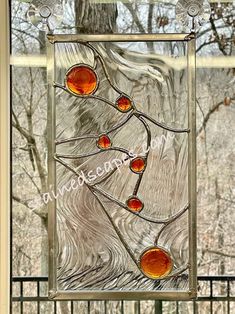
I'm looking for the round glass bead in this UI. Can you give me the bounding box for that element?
[116,96,132,112]
[130,157,145,173]
[127,197,143,213]
[140,247,173,279]
[66,65,97,95]
[97,135,111,149]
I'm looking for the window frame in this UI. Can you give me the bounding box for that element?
[0,0,10,313]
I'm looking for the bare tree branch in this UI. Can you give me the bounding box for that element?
[13,194,32,209]
[21,165,41,195]
[123,2,146,33]
[12,27,44,46]
[13,68,47,190]
[209,16,227,56]
[147,3,154,33]
[204,248,235,258]
[197,98,234,136]
[12,111,32,142]
[13,194,47,221]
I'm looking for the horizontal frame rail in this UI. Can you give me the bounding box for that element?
[47,33,191,43]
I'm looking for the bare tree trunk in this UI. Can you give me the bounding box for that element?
[59,3,117,314]
[75,0,117,34]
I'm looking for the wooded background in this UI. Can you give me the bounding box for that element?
[11,0,235,313]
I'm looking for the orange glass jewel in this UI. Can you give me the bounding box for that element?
[140,247,173,279]
[130,157,145,173]
[97,135,111,149]
[66,65,97,95]
[116,96,132,112]
[127,197,143,212]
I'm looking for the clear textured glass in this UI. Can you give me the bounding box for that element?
[53,40,189,291]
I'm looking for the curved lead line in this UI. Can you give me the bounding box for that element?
[55,154,130,189]
[55,43,190,274]
[89,189,140,269]
[55,84,188,136]
[132,117,152,196]
[56,134,98,145]
[57,41,138,113]
[56,151,102,159]
[90,167,121,187]
[55,45,189,134]
[55,111,134,145]
[108,146,133,157]
[55,146,132,160]
[92,184,189,225]
[89,94,118,110]
[134,110,190,133]
[90,156,131,187]
[84,42,124,96]
[54,82,118,110]
[105,111,134,134]
[54,156,84,180]
[55,156,190,279]
[90,184,129,210]
[154,205,189,246]
[53,83,187,135]
[54,82,69,92]
[53,82,119,110]
[54,156,128,207]
[82,43,186,128]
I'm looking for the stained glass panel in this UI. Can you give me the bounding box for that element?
[47,33,196,300]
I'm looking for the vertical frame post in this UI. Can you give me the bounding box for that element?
[187,35,197,297]
[47,40,57,298]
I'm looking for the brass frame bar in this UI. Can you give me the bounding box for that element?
[188,37,197,298]
[47,33,190,43]
[47,41,57,297]
[51,290,194,301]
[47,33,197,301]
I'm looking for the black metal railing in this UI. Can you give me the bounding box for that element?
[11,276,235,314]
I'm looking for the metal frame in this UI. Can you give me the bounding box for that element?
[47,33,196,301]
[0,0,10,313]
